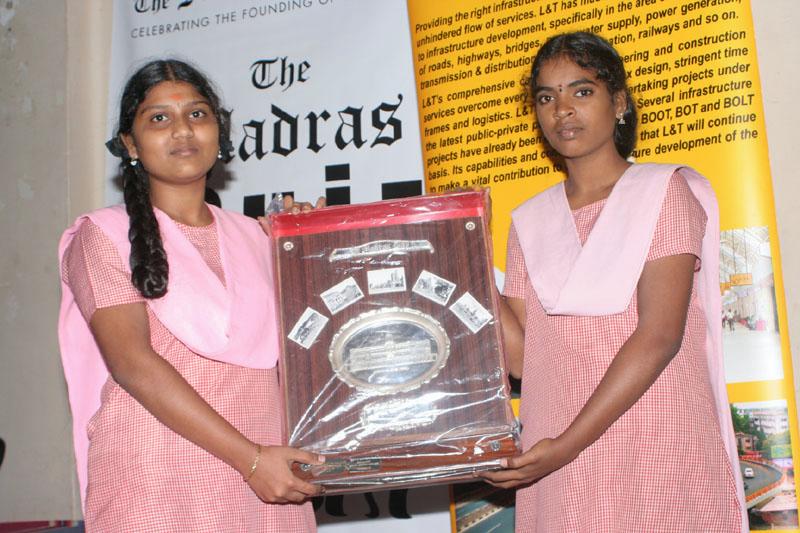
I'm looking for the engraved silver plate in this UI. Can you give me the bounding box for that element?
[329,307,450,394]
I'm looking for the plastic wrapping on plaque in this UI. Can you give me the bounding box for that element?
[270,190,520,494]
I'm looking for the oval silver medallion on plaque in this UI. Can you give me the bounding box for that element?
[329,307,450,395]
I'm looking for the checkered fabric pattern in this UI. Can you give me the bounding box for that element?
[62,220,315,532]
[504,173,741,532]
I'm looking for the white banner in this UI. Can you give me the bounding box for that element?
[107,1,450,530]
[107,0,425,211]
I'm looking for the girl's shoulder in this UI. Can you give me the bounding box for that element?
[511,180,564,221]
[82,205,129,238]
[61,205,129,256]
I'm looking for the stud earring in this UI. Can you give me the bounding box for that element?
[217,150,223,160]
[130,158,139,167]
[616,113,626,125]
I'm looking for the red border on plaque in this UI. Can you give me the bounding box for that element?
[271,191,487,237]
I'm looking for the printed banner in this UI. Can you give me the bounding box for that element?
[406,0,798,531]
[107,0,425,211]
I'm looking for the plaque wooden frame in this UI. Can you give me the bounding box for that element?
[271,191,519,493]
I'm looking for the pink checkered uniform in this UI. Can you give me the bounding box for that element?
[60,215,315,532]
[504,168,743,532]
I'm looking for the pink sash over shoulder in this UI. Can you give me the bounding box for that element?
[511,162,747,531]
[57,204,280,508]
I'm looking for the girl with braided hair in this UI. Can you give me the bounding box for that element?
[58,59,322,532]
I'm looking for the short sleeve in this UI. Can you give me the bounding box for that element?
[502,224,528,299]
[646,171,707,269]
[61,219,144,322]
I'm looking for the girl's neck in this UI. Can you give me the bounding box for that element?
[150,181,213,227]
[563,152,631,210]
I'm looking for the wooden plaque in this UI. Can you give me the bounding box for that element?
[271,191,519,493]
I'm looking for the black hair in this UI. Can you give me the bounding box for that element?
[106,59,233,298]
[529,31,637,159]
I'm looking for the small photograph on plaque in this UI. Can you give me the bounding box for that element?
[288,307,329,349]
[412,270,457,305]
[320,277,364,315]
[271,191,520,494]
[367,267,407,295]
[450,292,493,334]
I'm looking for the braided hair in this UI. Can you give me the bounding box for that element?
[529,32,638,159]
[105,59,233,299]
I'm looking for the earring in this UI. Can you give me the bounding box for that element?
[217,150,223,160]
[616,113,626,125]
[130,158,139,167]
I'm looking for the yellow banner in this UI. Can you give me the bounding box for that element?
[407,1,798,531]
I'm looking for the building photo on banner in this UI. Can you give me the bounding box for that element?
[2,0,799,531]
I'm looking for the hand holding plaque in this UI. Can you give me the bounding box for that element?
[271,191,520,494]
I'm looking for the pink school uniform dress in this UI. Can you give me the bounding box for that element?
[58,205,315,532]
[504,164,745,532]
